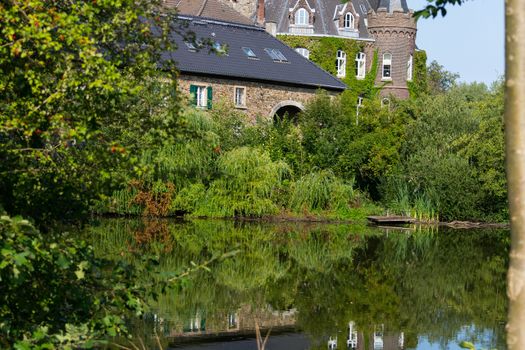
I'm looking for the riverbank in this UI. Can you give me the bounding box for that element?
[95,210,510,229]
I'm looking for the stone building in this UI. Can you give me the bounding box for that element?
[221,0,418,99]
[164,4,346,119]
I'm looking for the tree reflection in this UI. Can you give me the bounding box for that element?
[87,220,508,349]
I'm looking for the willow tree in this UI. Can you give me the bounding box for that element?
[416,0,525,348]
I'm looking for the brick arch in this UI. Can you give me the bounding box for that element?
[270,100,305,119]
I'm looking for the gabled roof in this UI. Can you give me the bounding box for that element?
[165,16,347,91]
[167,0,254,25]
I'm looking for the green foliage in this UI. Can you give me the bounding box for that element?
[414,0,465,18]
[0,0,181,224]
[426,60,460,95]
[0,215,149,348]
[290,170,355,212]
[407,50,429,97]
[139,108,219,188]
[382,82,507,221]
[277,36,379,100]
[194,147,290,217]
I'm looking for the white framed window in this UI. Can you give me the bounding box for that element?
[234,86,246,108]
[407,54,413,81]
[190,84,211,109]
[344,12,354,29]
[295,47,310,59]
[355,52,366,79]
[295,8,308,25]
[336,50,346,78]
[196,86,207,108]
[382,53,392,80]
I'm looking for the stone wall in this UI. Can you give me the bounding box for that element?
[178,74,335,120]
[367,8,417,99]
[222,0,257,20]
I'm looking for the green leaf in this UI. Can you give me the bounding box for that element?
[75,269,85,280]
[459,341,476,350]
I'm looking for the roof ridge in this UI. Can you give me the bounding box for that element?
[177,15,265,31]
[197,0,208,16]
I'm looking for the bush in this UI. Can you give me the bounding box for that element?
[0,216,148,348]
[289,170,356,212]
[194,147,290,217]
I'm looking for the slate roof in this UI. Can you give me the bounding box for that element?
[264,0,409,39]
[169,0,254,25]
[375,0,409,12]
[165,16,347,91]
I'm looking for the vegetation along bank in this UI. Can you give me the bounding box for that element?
[96,70,507,224]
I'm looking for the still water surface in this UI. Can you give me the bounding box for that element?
[87,219,508,350]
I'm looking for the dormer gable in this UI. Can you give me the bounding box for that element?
[289,0,315,34]
[334,2,360,38]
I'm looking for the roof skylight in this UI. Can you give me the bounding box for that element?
[264,48,288,62]
[242,47,257,58]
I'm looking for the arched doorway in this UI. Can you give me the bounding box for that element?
[270,100,304,123]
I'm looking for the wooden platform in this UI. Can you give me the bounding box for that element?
[367,216,415,225]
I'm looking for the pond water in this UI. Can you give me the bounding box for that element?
[86,219,509,350]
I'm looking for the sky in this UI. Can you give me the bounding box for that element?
[406,0,505,85]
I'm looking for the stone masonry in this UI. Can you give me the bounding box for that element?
[215,0,419,100]
[178,74,336,120]
[222,0,257,19]
[367,8,417,99]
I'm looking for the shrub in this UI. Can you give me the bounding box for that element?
[0,216,147,348]
[289,170,356,212]
[194,147,290,217]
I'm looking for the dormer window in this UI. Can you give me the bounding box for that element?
[344,13,354,29]
[295,8,309,25]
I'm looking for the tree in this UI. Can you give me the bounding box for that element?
[426,60,459,94]
[504,0,525,348]
[415,0,466,18]
[0,0,183,224]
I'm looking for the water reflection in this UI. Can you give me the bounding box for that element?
[86,219,508,350]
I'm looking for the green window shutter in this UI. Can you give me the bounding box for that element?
[207,86,213,110]
[189,85,197,106]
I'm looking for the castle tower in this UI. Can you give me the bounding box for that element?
[367,0,417,99]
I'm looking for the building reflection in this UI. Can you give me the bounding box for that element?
[161,307,406,349]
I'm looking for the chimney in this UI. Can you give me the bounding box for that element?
[265,21,276,36]
[257,0,265,26]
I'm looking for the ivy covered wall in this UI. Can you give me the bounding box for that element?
[278,35,428,104]
[407,50,429,98]
[278,35,378,107]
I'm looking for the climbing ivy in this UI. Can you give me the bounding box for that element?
[278,35,378,107]
[407,50,429,97]
[278,35,427,102]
